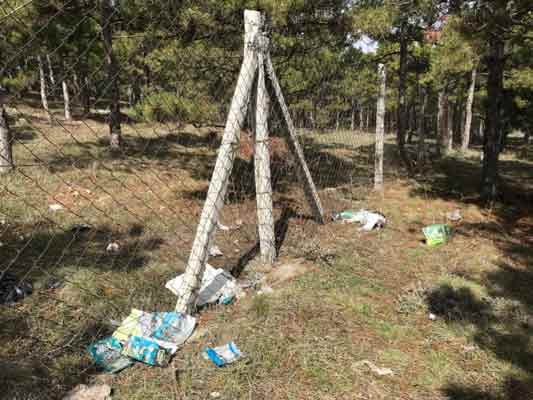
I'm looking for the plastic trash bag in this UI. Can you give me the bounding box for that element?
[203,341,244,367]
[166,264,243,307]
[423,224,452,246]
[333,209,386,231]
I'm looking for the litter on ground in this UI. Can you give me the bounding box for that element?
[353,360,394,376]
[166,264,243,307]
[87,336,133,373]
[49,203,64,212]
[0,272,32,304]
[422,224,452,246]
[88,310,195,372]
[209,245,224,257]
[333,209,386,231]
[203,341,244,367]
[106,242,120,253]
[446,209,462,221]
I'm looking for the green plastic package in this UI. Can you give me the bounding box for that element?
[423,224,452,246]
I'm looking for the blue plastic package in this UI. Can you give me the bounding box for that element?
[204,341,244,367]
[87,336,133,373]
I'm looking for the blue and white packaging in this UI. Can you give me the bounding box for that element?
[203,341,244,367]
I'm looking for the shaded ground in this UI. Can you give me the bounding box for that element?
[1,104,533,399]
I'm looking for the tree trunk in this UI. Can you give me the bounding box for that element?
[335,111,340,131]
[365,108,370,130]
[397,29,411,169]
[359,105,364,132]
[524,129,530,145]
[447,100,454,152]
[437,89,450,156]
[375,64,386,191]
[46,54,56,88]
[462,66,477,152]
[0,105,13,174]
[481,37,505,201]
[100,0,121,150]
[62,77,72,121]
[417,88,428,164]
[37,55,52,123]
[350,100,356,131]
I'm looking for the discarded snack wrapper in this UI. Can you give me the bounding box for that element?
[122,335,171,367]
[203,341,244,367]
[87,336,133,373]
[166,264,243,307]
[333,209,386,231]
[422,224,452,246]
[113,309,196,353]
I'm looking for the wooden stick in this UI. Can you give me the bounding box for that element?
[175,10,261,314]
[254,45,276,265]
[265,55,325,224]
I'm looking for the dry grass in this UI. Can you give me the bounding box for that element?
[1,105,533,399]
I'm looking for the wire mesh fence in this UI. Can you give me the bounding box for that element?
[0,3,384,398]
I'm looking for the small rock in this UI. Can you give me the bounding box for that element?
[217,222,230,231]
[106,242,120,253]
[429,313,437,321]
[63,383,112,400]
[0,242,4,247]
[49,204,64,212]
[210,392,221,399]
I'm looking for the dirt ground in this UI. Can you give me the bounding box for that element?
[1,104,533,399]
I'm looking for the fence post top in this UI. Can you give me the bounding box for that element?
[244,10,263,52]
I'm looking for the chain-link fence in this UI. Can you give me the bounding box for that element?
[1,3,382,398]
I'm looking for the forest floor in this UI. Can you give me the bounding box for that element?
[2,103,533,399]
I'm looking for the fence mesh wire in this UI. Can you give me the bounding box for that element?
[0,3,381,398]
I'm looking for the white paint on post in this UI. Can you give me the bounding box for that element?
[254,44,276,265]
[374,63,386,191]
[175,10,261,314]
[265,55,325,224]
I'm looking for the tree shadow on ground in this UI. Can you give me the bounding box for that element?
[0,220,167,398]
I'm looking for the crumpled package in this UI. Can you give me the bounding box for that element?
[203,341,244,367]
[112,309,196,353]
[422,224,452,246]
[87,336,133,373]
[333,209,386,231]
[166,264,243,307]
[121,335,171,367]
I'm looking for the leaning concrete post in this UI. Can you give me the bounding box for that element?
[175,10,261,314]
[265,55,325,224]
[254,34,276,265]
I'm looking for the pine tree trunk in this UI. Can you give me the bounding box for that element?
[62,77,72,121]
[375,64,386,191]
[462,66,477,152]
[397,30,410,169]
[100,0,121,150]
[437,89,450,156]
[524,129,530,145]
[46,54,56,86]
[335,111,340,131]
[37,55,52,123]
[0,105,13,174]
[350,100,356,131]
[481,37,505,201]
[447,100,454,152]
[359,105,364,132]
[417,88,428,163]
